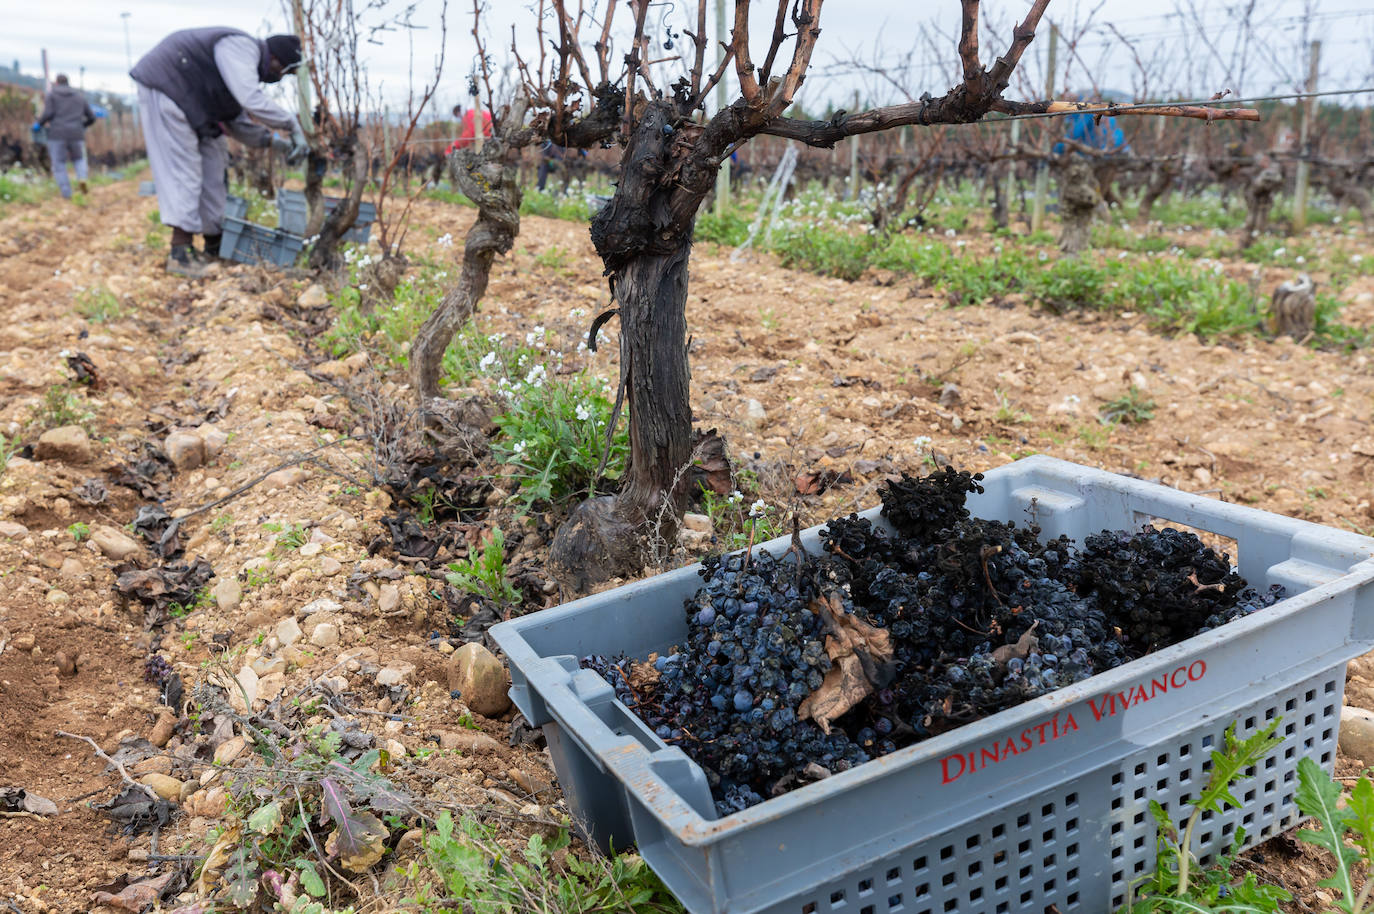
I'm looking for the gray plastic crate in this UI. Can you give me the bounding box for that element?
[276,189,375,243]
[220,216,304,268]
[225,194,248,221]
[491,455,1374,914]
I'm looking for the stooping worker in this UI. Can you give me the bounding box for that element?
[35,74,97,199]
[445,103,493,155]
[131,28,309,277]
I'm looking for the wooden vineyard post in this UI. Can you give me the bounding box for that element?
[1030,23,1057,234]
[1292,40,1320,232]
[1003,118,1021,224]
[713,0,730,216]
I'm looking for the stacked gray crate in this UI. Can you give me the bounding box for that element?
[492,455,1374,914]
[276,189,376,243]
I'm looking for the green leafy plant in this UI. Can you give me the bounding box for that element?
[67,521,90,543]
[446,528,520,605]
[696,486,785,552]
[533,244,571,274]
[1124,719,1288,911]
[74,285,125,323]
[1100,386,1157,425]
[420,810,684,913]
[0,432,17,479]
[210,513,234,534]
[1293,756,1374,913]
[491,370,627,511]
[264,521,308,555]
[29,385,96,431]
[243,566,276,590]
[993,389,1032,425]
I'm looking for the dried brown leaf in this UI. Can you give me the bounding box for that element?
[797,593,894,733]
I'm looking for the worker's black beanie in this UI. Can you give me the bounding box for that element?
[266,34,303,71]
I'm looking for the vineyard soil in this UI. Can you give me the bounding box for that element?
[1,174,1373,910]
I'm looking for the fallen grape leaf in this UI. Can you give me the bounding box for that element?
[194,822,241,896]
[90,872,175,912]
[991,621,1039,665]
[320,777,390,871]
[798,592,895,733]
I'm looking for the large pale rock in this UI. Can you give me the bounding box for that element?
[298,283,329,308]
[212,577,242,613]
[35,426,92,463]
[197,426,229,460]
[263,468,307,492]
[743,398,767,428]
[446,642,511,717]
[0,521,28,538]
[139,773,184,802]
[91,525,142,561]
[164,431,206,471]
[310,621,340,647]
[681,513,713,534]
[276,617,302,646]
[1340,706,1374,764]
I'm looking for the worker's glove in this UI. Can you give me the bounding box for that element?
[270,134,293,156]
[30,121,41,134]
[286,124,310,166]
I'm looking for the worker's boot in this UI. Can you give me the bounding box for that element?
[166,243,209,278]
[199,234,224,263]
[78,181,89,195]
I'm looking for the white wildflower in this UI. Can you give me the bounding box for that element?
[524,364,547,387]
[913,436,932,450]
[749,499,768,518]
[478,351,497,372]
[437,232,454,246]
[727,490,744,504]
[944,228,957,238]
[512,440,528,456]
[575,404,591,421]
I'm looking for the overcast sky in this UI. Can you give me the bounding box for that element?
[3,0,1371,115]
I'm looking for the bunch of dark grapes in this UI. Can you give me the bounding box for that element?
[144,653,172,684]
[580,467,1285,816]
[1068,526,1278,654]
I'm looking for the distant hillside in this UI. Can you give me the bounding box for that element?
[0,64,44,91]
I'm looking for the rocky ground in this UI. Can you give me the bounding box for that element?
[0,174,1372,911]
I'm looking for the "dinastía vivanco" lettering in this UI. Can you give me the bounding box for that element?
[939,660,1208,785]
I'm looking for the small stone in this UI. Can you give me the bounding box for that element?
[198,427,229,460]
[11,633,35,652]
[939,383,962,407]
[130,756,173,777]
[257,672,286,703]
[437,640,455,654]
[276,617,303,646]
[58,557,85,580]
[35,426,92,463]
[1340,706,1374,764]
[396,829,423,857]
[251,654,287,677]
[376,662,415,687]
[743,398,767,428]
[298,597,341,618]
[384,738,408,759]
[187,785,227,817]
[446,642,511,717]
[149,711,178,748]
[164,431,206,471]
[214,735,247,765]
[54,651,77,676]
[681,513,713,534]
[509,767,555,798]
[320,557,342,576]
[298,283,329,308]
[378,584,401,614]
[437,729,503,754]
[91,525,142,561]
[263,468,307,492]
[212,577,242,613]
[231,666,259,713]
[39,550,65,570]
[310,622,340,647]
[299,541,322,557]
[1193,467,1213,486]
[0,521,28,538]
[139,773,184,802]
[47,589,70,605]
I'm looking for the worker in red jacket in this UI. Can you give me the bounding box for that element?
[446,103,492,155]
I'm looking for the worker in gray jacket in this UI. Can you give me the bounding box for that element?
[131,28,309,277]
[36,74,96,199]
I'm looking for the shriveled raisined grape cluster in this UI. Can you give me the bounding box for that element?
[583,467,1283,816]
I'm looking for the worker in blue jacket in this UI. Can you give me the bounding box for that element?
[1054,110,1130,155]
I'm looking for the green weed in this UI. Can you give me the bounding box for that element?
[74,286,124,323]
[67,522,90,543]
[446,528,520,606]
[29,385,96,432]
[1100,386,1157,425]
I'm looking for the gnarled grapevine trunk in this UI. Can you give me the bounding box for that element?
[1238,163,1283,249]
[307,137,367,271]
[1056,159,1100,255]
[549,102,699,593]
[411,133,523,403]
